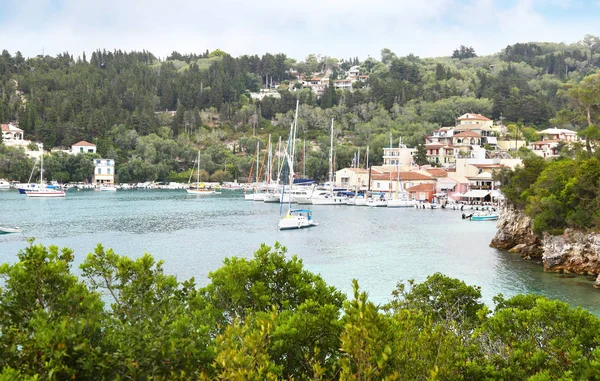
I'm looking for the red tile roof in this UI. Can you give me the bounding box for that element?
[1,124,23,132]
[72,140,96,147]
[406,183,436,192]
[371,171,433,181]
[424,168,448,178]
[457,113,491,121]
[453,131,481,138]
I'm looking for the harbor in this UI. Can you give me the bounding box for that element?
[1,188,599,313]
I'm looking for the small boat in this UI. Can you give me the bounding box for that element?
[0,179,10,190]
[0,226,22,234]
[26,188,66,197]
[463,212,499,221]
[279,209,319,230]
[98,185,117,192]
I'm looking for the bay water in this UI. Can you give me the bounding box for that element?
[1,189,599,314]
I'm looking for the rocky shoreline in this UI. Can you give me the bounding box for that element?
[490,206,600,288]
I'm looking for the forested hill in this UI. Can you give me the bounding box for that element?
[0,36,599,182]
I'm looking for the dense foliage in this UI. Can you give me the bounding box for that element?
[1,241,600,379]
[1,36,600,183]
[496,69,600,234]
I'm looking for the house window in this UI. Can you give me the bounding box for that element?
[80,147,84,153]
[107,168,111,175]
[97,168,102,174]
[377,182,381,188]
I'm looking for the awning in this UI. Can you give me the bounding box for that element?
[438,183,456,190]
[462,190,491,198]
[490,190,504,199]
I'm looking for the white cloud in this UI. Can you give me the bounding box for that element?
[0,0,597,60]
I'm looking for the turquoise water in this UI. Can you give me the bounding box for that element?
[1,189,600,314]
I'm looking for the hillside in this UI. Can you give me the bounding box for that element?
[0,36,599,183]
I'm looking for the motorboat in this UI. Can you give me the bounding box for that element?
[0,226,22,234]
[0,179,10,189]
[463,212,499,221]
[278,209,318,230]
[98,185,117,192]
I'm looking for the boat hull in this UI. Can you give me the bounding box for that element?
[26,190,65,197]
[0,227,22,234]
[470,214,499,221]
[186,189,216,195]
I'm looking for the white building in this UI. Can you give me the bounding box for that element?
[72,141,97,154]
[1,123,23,142]
[382,145,415,168]
[528,127,578,158]
[93,159,115,185]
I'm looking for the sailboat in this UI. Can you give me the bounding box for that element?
[278,100,318,230]
[186,150,216,195]
[25,145,66,197]
[311,119,347,205]
[388,137,416,208]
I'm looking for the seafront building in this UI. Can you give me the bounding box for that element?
[93,159,115,185]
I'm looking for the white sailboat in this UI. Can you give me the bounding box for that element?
[311,119,347,205]
[388,137,416,208]
[279,100,318,230]
[186,150,216,195]
[26,145,66,198]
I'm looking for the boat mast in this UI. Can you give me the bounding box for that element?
[397,137,402,195]
[40,143,44,185]
[389,133,393,198]
[367,145,371,192]
[302,139,306,178]
[255,142,260,185]
[267,134,272,185]
[290,99,299,185]
[197,150,200,184]
[328,118,334,185]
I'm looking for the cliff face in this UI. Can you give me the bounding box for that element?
[491,206,600,288]
[490,206,542,258]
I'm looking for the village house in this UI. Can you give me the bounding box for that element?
[1,123,43,158]
[370,168,436,194]
[334,168,369,189]
[528,127,578,158]
[71,141,97,154]
[93,159,115,185]
[1,123,23,142]
[406,183,437,202]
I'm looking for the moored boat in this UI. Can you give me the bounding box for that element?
[0,226,22,234]
[278,209,319,230]
[463,212,499,221]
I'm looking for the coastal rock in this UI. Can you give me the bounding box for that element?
[542,230,600,275]
[491,207,600,288]
[490,207,542,258]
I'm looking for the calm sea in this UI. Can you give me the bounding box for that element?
[2,189,600,314]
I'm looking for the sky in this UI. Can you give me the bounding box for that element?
[0,0,599,61]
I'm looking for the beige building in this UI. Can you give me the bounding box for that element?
[335,168,369,189]
[93,159,115,185]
